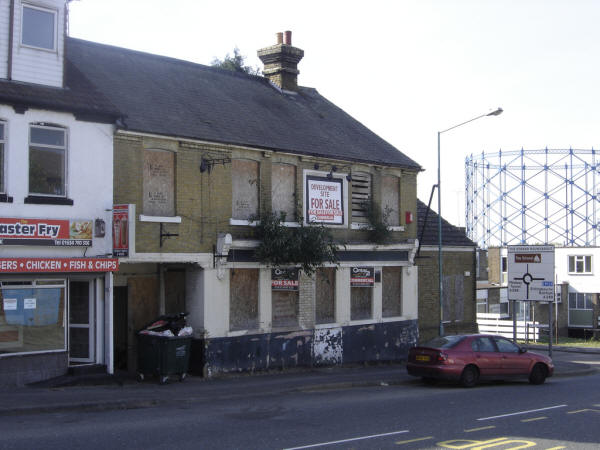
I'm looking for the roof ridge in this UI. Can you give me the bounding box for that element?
[66,37,269,84]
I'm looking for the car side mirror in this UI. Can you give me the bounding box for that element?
[519,347,527,354]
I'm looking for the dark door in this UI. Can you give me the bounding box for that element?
[113,286,128,371]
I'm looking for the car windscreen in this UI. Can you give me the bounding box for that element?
[423,335,465,349]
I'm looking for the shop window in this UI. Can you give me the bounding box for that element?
[568,292,594,327]
[568,255,592,274]
[22,4,57,51]
[0,280,66,355]
[351,171,371,222]
[382,267,402,317]
[272,163,296,221]
[143,149,175,216]
[232,159,259,220]
[316,267,335,324]
[229,269,258,331]
[29,124,66,196]
[381,176,400,226]
[272,268,299,328]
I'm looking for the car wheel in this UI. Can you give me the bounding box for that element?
[529,363,547,385]
[422,377,437,385]
[460,365,479,388]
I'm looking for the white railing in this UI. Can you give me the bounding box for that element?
[477,313,547,341]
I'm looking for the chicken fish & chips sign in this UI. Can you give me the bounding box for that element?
[306,176,344,225]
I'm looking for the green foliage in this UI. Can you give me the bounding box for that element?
[211,47,261,75]
[361,200,392,244]
[253,212,338,277]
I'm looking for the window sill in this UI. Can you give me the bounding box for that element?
[229,218,258,227]
[139,215,181,223]
[350,223,405,232]
[567,272,593,276]
[24,196,73,205]
[0,194,13,203]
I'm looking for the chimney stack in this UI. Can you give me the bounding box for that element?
[258,30,304,91]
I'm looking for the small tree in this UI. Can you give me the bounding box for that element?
[361,200,392,244]
[211,47,261,75]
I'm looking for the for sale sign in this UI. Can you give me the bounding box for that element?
[0,217,92,246]
[271,268,299,291]
[306,176,344,225]
[351,266,374,287]
[507,245,555,302]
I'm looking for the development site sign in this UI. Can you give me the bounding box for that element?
[507,246,555,302]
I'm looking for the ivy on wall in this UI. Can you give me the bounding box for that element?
[253,212,338,276]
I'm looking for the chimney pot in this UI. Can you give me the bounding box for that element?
[276,32,283,44]
[284,30,292,45]
[258,31,304,91]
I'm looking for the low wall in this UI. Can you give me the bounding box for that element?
[0,352,68,388]
[192,320,418,377]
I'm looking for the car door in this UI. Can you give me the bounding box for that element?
[494,336,531,375]
[471,337,502,377]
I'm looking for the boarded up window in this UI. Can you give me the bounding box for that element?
[351,171,371,222]
[382,267,402,317]
[272,163,296,221]
[382,176,400,226]
[143,149,175,216]
[272,291,299,328]
[351,286,372,320]
[442,274,464,322]
[316,267,336,324]
[232,159,259,220]
[230,269,259,331]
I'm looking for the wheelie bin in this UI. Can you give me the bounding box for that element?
[137,333,192,384]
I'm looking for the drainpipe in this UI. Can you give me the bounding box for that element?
[7,0,15,80]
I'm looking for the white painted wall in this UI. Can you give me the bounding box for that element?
[555,247,600,293]
[0,105,114,257]
[0,0,9,79]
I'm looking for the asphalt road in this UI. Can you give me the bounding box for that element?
[1,360,599,450]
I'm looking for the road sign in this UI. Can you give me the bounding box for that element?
[507,245,555,302]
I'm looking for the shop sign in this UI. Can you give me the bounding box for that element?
[0,217,92,246]
[306,175,344,225]
[351,266,375,287]
[271,268,299,291]
[112,204,129,257]
[0,258,119,273]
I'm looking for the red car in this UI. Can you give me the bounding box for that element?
[407,334,554,387]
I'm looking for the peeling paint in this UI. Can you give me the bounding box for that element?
[313,327,343,366]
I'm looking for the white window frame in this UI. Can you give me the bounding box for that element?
[568,292,593,311]
[568,255,592,274]
[28,124,68,197]
[21,3,58,52]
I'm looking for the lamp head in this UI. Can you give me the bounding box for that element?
[487,107,503,116]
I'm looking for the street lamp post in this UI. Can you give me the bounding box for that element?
[438,107,503,337]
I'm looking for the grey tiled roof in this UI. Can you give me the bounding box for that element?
[0,60,120,122]
[66,38,421,170]
[417,199,475,247]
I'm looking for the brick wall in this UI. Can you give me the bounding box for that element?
[416,249,477,342]
[114,133,420,252]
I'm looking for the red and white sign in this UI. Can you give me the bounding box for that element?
[306,176,344,225]
[112,204,129,257]
[0,258,119,273]
[0,217,92,246]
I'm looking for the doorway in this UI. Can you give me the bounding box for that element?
[68,280,94,364]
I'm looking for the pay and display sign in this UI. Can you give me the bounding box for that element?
[507,245,555,302]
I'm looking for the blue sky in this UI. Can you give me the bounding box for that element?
[69,0,600,227]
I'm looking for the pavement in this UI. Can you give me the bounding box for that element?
[0,345,598,417]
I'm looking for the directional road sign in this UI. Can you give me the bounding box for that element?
[507,245,555,302]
